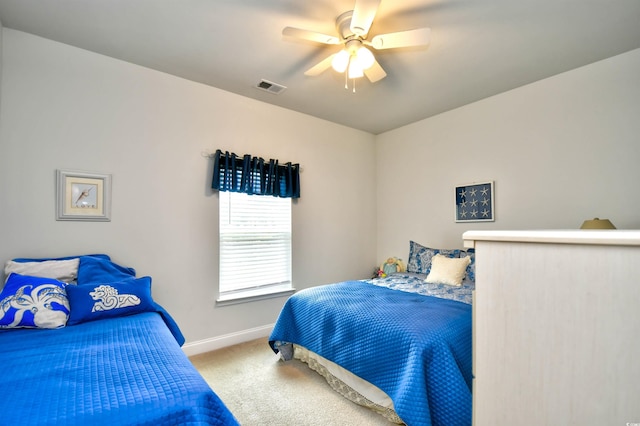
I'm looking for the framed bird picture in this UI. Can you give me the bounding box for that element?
[56,170,111,221]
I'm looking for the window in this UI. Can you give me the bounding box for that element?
[217,191,293,304]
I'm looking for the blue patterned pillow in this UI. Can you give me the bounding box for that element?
[0,273,70,329]
[406,241,461,275]
[460,249,476,281]
[66,276,155,326]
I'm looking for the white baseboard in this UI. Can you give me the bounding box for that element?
[182,323,274,357]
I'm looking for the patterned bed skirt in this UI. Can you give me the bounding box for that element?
[292,344,404,424]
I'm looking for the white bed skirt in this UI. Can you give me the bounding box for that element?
[293,345,404,424]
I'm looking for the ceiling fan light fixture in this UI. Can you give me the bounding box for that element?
[285,1,430,86]
[331,49,350,73]
[347,57,364,79]
[356,46,375,70]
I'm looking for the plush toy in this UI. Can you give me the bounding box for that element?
[375,257,405,278]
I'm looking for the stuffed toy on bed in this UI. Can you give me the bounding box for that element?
[375,257,405,278]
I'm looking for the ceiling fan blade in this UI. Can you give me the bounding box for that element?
[364,59,386,83]
[350,0,381,37]
[282,27,340,45]
[370,27,431,50]
[304,54,336,77]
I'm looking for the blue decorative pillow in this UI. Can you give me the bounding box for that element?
[75,255,136,285]
[0,273,70,329]
[66,276,155,326]
[460,249,476,281]
[406,240,460,275]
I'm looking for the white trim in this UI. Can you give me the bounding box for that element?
[216,288,295,307]
[463,229,640,247]
[182,323,274,357]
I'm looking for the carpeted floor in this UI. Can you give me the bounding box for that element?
[190,337,394,425]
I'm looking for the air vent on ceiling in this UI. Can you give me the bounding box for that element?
[256,79,287,95]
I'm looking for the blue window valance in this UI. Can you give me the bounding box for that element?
[211,150,300,199]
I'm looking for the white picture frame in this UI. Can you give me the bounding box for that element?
[56,170,112,221]
[455,181,495,222]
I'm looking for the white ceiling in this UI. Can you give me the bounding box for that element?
[0,0,639,134]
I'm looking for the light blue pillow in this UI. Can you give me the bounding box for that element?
[66,276,155,326]
[406,241,460,275]
[0,273,70,329]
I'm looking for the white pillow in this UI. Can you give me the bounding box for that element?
[4,258,80,284]
[424,254,471,286]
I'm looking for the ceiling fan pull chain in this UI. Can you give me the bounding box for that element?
[344,72,349,90]
[352,78,357,93]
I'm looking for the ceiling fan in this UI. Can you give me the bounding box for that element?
[283,0,431,89]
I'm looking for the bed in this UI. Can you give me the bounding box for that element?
[0,254,238,426]
[269,241,475,426]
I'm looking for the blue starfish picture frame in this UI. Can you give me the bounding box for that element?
[455,181,494,222]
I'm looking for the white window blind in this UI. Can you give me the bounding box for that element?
[219,191,292,300]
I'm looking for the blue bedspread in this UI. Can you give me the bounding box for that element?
[0,312,238,425]
[269,281,472,426]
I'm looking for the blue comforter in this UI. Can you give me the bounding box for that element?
[0,312,238,425]
[269,281,472,426]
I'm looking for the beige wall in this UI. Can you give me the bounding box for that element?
[376,48,640,260]
[0,29,377,346]
[2,26,639,349]
[0,18,3,115]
